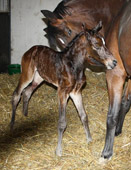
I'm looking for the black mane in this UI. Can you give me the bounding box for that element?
[53,0,71,19]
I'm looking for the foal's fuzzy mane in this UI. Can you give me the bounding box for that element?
[62,31,85,52]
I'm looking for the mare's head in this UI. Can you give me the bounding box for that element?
[84,21,117,70]
[41,11,82,50]
[41,0,97,50]
[41,0,126,50]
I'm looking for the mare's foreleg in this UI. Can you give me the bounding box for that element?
[115,79,131,136]
[23,71,44,116]
[70,92,92,143]
[101,70,126,159]
[56,89,69,156]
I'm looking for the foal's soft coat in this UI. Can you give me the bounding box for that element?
[11,23,117,156]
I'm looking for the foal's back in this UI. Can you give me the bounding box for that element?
[22,45,60,85]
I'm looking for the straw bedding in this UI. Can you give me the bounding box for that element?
[0,71,130,170]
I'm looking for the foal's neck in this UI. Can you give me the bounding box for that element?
[64,34,87,67]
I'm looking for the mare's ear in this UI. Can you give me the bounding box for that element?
[82,23,91,33]
[93,21,102,33]
[41,10,57,20]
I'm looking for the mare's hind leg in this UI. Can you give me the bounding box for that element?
[115,79,131,136]
[56,89,69,156]
[70,92,92,143]
[23,71,44,116]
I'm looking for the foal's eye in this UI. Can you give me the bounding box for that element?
[68,29,72,36]
[65,28,72,36]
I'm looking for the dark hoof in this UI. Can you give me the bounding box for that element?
[101,151,113,160]
[10,122,14,132]
[23,110,28,116]
[24,113,28,116]
[99,156,112,164]
[115,129,122,136]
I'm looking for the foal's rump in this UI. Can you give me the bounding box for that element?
[21,45,59,86]
[118,1,131,75]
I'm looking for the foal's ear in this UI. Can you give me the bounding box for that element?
[82,23,90,33]
[82,23,86,31]
[41,10,57,20]
[93,21,102,33]
[82,23,91,40]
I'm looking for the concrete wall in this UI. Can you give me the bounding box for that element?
[11,0,61,64]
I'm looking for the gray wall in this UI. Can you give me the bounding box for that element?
[11,0,61,64]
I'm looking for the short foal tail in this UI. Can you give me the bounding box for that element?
[10,47,37,129]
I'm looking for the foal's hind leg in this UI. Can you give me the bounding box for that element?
[11,57,36,129]
[23,71,44,116]
[115,79,131,136]
[56,89,69,156]
[70,92,92,143]
[11,74,34,129]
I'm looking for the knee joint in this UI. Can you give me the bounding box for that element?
[58,121,67,130]
[81,114,87,122]
[107,115,118,128]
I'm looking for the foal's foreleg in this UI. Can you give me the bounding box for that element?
[115,79,131,136]
[70,92,92,143]
[23,71,44,116]
[56,89,69,156]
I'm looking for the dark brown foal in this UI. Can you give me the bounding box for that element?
[11,22,117,156]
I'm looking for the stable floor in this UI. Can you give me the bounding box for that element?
[0,71,130,170]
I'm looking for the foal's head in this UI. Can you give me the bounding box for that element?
[84,21,117,69]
